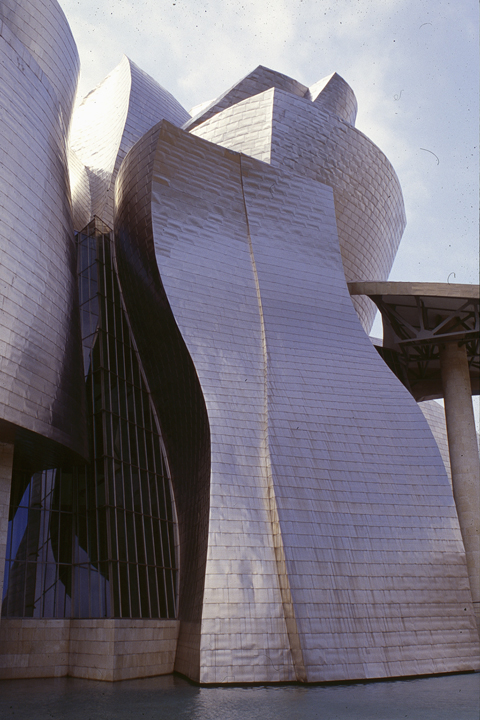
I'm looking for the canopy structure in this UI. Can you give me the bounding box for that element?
[348,281,479,402]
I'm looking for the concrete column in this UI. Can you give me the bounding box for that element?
[440,342,480,632]
[0,443,14,604]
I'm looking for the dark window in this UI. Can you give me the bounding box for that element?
[2,219,177,619]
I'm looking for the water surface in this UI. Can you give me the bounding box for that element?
[0,672,478,719]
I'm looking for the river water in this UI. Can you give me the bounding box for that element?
[0,672,478,719]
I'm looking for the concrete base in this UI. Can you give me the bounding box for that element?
[0,618,179,681]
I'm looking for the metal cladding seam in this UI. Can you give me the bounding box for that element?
[114,122,211,682]
[114,120,479,682]
[69,56,190,230]
[184,65,308,131]
[0,3,87,464]
[0,0,79,121]
[189,71,406,333]
[238,154,479,681]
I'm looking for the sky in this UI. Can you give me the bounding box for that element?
[60,0,479,419]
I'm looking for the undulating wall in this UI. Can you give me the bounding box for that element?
[115,125,211,682]
[114,120,479,683]
[190,68,405,333]
[0,0,79,119]
[0,2,87,464]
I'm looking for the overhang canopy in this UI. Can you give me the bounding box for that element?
[348,281,480,401]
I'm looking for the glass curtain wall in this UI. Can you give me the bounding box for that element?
[2,218,177,619]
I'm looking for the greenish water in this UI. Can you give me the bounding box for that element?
[0,673,478,719]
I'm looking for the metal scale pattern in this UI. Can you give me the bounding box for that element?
[0,0,86,462]
[190,68,406,333]
[69,56,190,230]
[0,0,478,681]
[114,116,479,682]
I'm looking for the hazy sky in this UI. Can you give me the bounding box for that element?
[60,0,478,419]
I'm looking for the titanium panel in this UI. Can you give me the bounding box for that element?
[148,126,297,684]
[308,72,358,124]
[239,156,479,680]
[69,56,190,229]
[185,65,308,131]
[419,401,452,484]
[0,0,79,119]
[0,15,86,462]
[190,74,406,333]
[115,124,211,682]
[115,120,479,682]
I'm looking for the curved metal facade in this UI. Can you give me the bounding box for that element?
[115,126,211,680]
[114,120,479,682]
[0,5,478,681]
[189,68,406,332]
[0,2,86,463]
[0,0,79,119]
[69,56,190,229]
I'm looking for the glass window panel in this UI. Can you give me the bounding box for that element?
[119,381,127,420]
[143,397,152,433]
[148,566,159,618]
[122,465,133,513]
[111,562,120,618]
[135,513,146,565]
[126,384,135,424]
[165,568,176,618]
[138,564,149,618]
[93,370,102,414]
[143,516,155,566]
[128,564,140,618]
[126,512,136,563]
[148,473,161,520]
[161,522,173,569]
[140,471,151,517]
[129,423,138,468]
[157,569,167,618]
[145,432,155,470]
[119,563,130,617]
[152,521,164,571]
[116,509,127,563]
[124,345,134,387]
[114,461,124,506]
[134,386,144,427]
[131,468,141,513]
[112,414,121,460]
[116,340,125,380]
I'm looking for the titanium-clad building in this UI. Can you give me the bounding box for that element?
[0,0,478,683]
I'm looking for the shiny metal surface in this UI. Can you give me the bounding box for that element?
[190,68,406,333]
[1,3,478,682]
[115,125,211,682]
[184,65,309,131]
[69,56,190,229]
[0,4,87,462]
[114,118,479,683]
[0,0,79,119]
[418,401,452,484]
